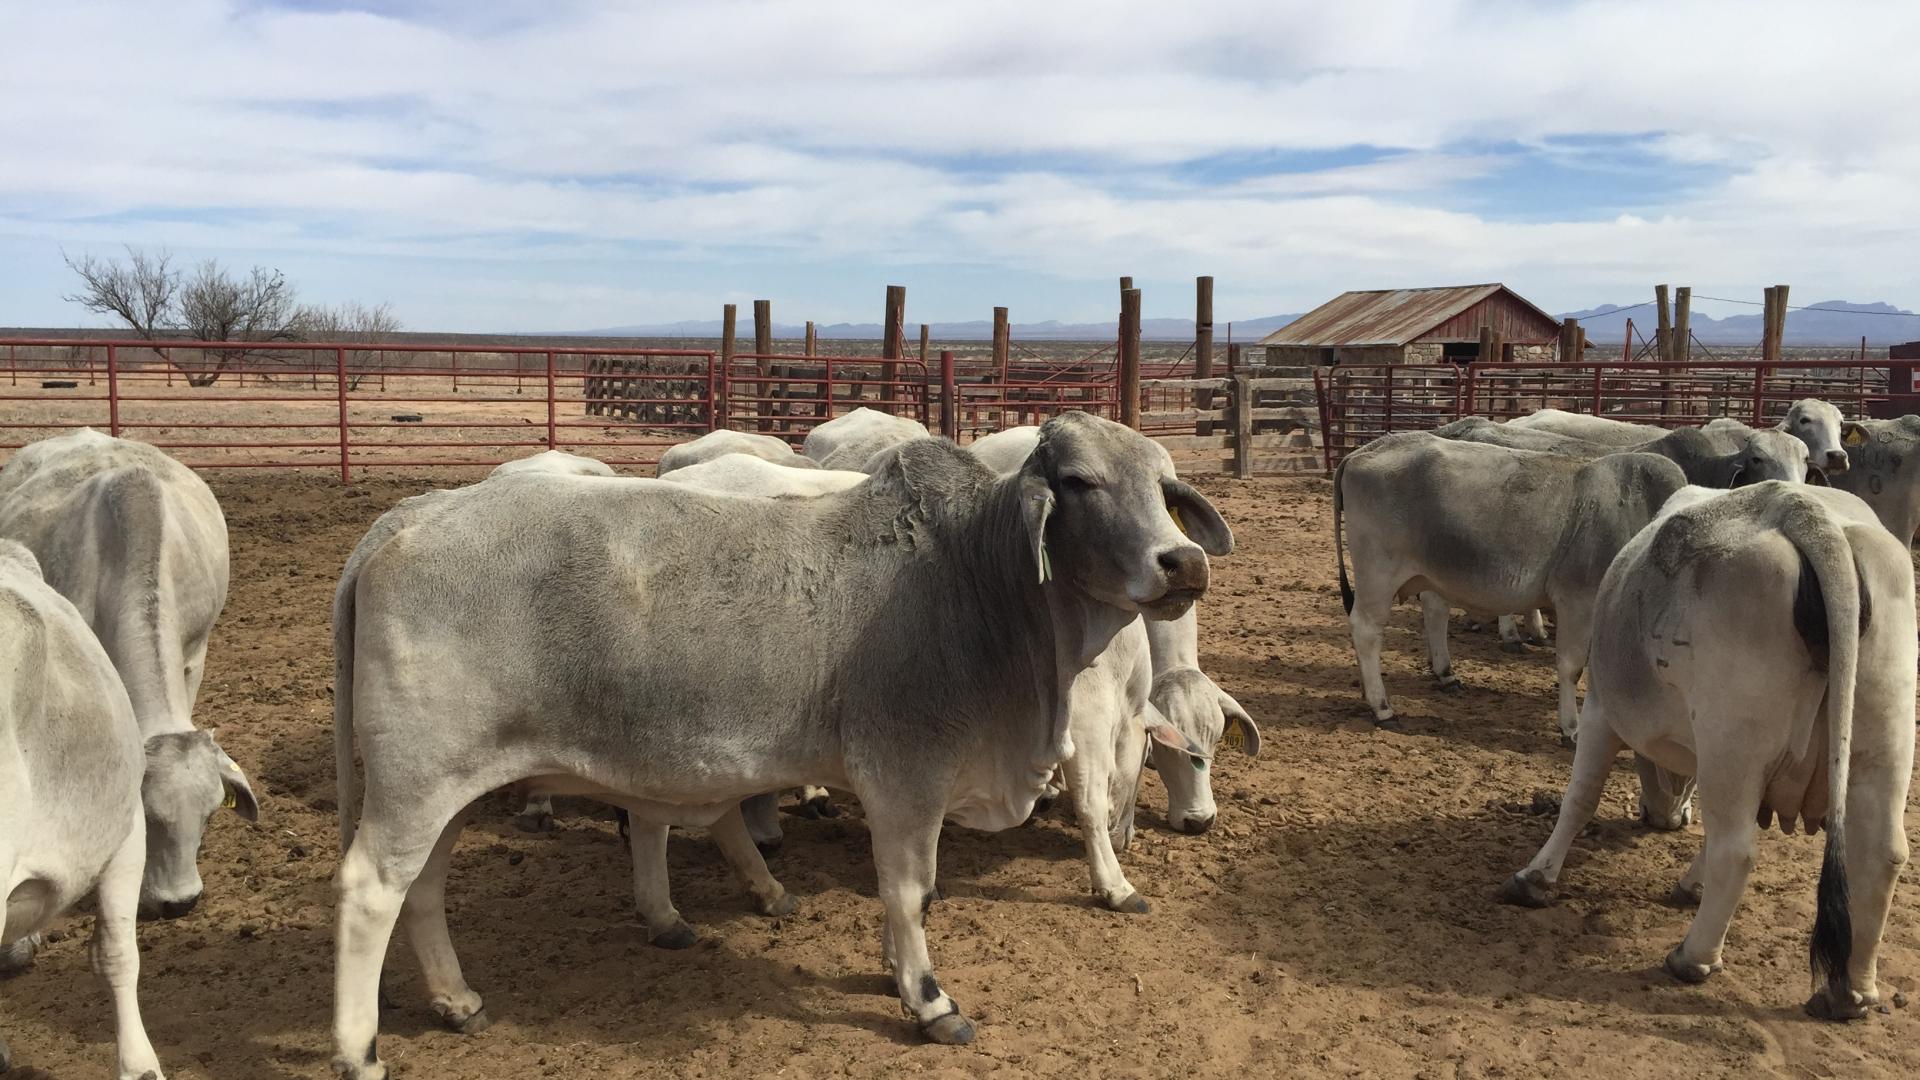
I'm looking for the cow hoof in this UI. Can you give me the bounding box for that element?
[1805,986,1870,1021]
[0,931,42,975]
[649,921,698,950]
[759,892,799,918]
[332,1055,389,1080]
[922,1012,976,1045]
[1103,891,1151,914]
[1375,715,1405,733]
[432,996,491,1035]
[1498,870,1550,908]
[801,794,839,819]
[1030,794,1055,817]
[513,810,554,834]
[1668,882,1704,907]
[1559,731,1576,750]
[754,836,783,857]
[1436,677,1463,694]
[1663,948,1718,985]
[1501,641,1528,654]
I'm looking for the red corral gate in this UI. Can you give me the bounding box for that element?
[1316,359,1894,472]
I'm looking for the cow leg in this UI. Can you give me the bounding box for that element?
[799,785,838,818]
[1348,582,1399,726]
[1523,609,1551,645]
[1665,773,1762,984]
[1499,715,1624,907]
[333,810,456,1080]
[398,810,488,1034]
[0,932,39,974]
[1831,758,1912,1011]
[1062,746,1145,914]
[1671,845,1707,907]
[1550,604,1592,746]
[626,821,695,949]
[740,792,784,855]
[95,807,163,1080]
[1497,614,1527,653]
[1422,592,1461,691]
[513,793,555,833]
[709,804,798,917]
[862,795,974,1045]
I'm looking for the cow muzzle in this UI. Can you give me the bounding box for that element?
[1822,451,1850,473]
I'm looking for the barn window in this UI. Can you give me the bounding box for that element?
[1441,342,1479,363]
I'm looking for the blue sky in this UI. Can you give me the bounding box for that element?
[3,0,1917,332]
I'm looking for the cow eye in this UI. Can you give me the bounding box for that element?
[1060,475,1095,493]
[1797,417,1810,425]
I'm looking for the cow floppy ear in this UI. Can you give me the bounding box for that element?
[1807,465,1831,486]
[1146,720,1208,760]
[1842,422,1869,448]
[1162,478,1232,556]
[1021,472,1054,584]
[1727,465,1751,488]
[213,742,260,823]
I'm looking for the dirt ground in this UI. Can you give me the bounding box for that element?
[3,472,1918,1079]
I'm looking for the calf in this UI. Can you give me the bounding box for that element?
[329,413,1231,1071]
[0,542,166,1079]
[1702,398,1857,475]
[803,406,931,471]
[1501,483,1913,1020]
[0,430,256,919]
[1335,432,1687,739]
[1828,415,1920,542]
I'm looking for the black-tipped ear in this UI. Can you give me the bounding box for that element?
[1163,478,1232,556]
[1806,465,1830,486]
[1728,465,1751,489]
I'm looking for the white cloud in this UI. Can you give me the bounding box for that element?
[1,0,1917,328]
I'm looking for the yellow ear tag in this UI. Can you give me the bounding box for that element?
[1220,718,1246,753]
[1170,505,1189,536]
[222,787,237,810]
[1845,427,1866,447]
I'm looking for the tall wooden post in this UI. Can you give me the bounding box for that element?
[804,320,817,356]
[1772,283,1790,362]
[1558,318,1580,363]
[992,307,1009,383]
[881,285,905,410]
[1195,275,1215,434]
[1227,343,1242,376]
[1478,325,1497,365]
[753,300,777,430]
[1762,286,1780,366]
[753,299,773,357]
[919,324,930,366]
[1231,373,1253,479]
[1119,287,1142,428]
[1655,284,1673,362]
[1673,287,1692,365]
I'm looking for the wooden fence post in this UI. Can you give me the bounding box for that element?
[1558,317,1580,363]
[939,350,957,439]
[882,285,905,411]
[805,320,817,356]
[1655,284,1673,362]
[992,307,1009,384]
[919,323,930,366]
[1772,283,1790,364]
[1762,287,1779,366]
[1478,325,1497,364]
[1195,275,1214,435]
[1673,286,1692,365]
[1232,373,1253,479]
[754,300,778,431]
[1119,288,1141,428]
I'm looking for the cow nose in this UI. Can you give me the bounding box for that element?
[157,895,201,920]
[1825,451,1850,472]
[1157,546,1208,590]
[1178,813,1216,835]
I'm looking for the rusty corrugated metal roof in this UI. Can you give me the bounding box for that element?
[1257,284,1548,347]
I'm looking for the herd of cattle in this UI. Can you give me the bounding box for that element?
[0,399,1916,1078]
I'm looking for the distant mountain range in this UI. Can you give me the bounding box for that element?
[571,301,1920,346]
[1559,300,1920,347]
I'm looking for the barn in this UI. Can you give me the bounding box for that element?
[1259,283,1563,368]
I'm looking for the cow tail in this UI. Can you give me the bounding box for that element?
[1790,505,1861,1010]
[333,561,361,854]
[1334,455,1355,614]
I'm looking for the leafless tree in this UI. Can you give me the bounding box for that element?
[176,260,305,386]
[61,247,178,362]
[300,301,403,389]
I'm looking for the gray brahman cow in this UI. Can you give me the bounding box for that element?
[0,541,166,1080]
[1335,432,1689,740]
[329,411,1231,1070]
[1828,415,1920,543]
[489,449,617,479]
[970,425,1259,833]
[1501,482,1914,1021]
[1437,417,1817,487]
[656,429,816,476]
[802,406,930,471]
[1701,398,1857,476]
[1505,407,1668,446]
[0,430,257,921]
